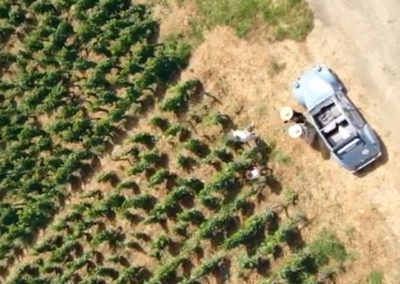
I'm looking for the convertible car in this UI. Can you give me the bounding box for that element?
[292,65,381,172]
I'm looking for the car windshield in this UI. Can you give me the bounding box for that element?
[316,104,341,128]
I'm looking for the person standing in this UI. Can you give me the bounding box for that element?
[280,106,306,124]
[230,129,257,143]
[245,167,261,180]
[288,123,316,144]
[245,166,272,179]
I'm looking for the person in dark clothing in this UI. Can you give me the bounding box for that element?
[280,106,306,124]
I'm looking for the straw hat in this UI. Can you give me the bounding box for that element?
[288,124,303,139]
[280,106,294,121]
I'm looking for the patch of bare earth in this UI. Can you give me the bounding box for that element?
[152,2,400,281]
[152,1,400,281]
[152,1,198,41]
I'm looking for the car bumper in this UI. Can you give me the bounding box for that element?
[350,151,382,173]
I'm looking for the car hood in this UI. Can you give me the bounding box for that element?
[298,69,336,110]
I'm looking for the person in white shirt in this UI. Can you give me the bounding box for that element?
[245,167,261,180]
[231,129,257,143]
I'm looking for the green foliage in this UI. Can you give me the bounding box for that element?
[179,177,204,193]
[148,168,170,187]
[161,80,200,113]
[151,235,170,258]
[273,150,292,165]
[178,209,204,223]
[199,209,230,238]
[149,258,183,284]
[213,147,233,162]
[206,112,232,127]
[282,188,298,205]
[279,252,318,283]
[124,194,156,210]
[177,154,196,169]
[185,138,208,156]
[187,254,224,282]
[97,171,120,185]
[140,150,162,164]
[131,132,156,147]
[117,180,137,190]
[184,0,313,40]
[150,116,169,130]
[152,235,170,251]
[259,222,295,254]
[95,266,119,279]
[0,204,18,228]
[164,123,184,136]
[368,271,384,284]
[91,229,123,247]
[201,196,221,209]
[0,2,10,19]
[238,254,261,269]
[224,214,268,249]
[0,3,346,284]
[0,24,13,42]
[0,0,195,269]
[268,58,286,76]
[50,240,79,263]
[128,161,151,175]
[0,51,16,67]
[173,222,188,237]
[116,267,144,284]
[306,231,347,266]
[147,185,193,224]
[89,194,126,218]
[33,235,63,254]
[206,168,238,192]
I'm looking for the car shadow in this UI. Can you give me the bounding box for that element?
[354,134,389,177]
[310,136,331,160]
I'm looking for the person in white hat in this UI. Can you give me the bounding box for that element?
[288,123,316,144]
[280,106,306,124]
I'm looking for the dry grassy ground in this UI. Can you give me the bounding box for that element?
[3,0,399,283]
[2,2,345,283]
[150,1,400,283]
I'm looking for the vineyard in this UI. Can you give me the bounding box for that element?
[0,0,347,283]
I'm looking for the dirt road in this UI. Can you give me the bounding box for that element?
[306,0,400,281]
[308,0,400,141]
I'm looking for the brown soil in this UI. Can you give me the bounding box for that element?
[5,1,400,283]
[150,1,400,283]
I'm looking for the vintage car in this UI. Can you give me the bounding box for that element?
[292,65,381,172]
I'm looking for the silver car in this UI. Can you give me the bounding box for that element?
[292,65,381,172]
